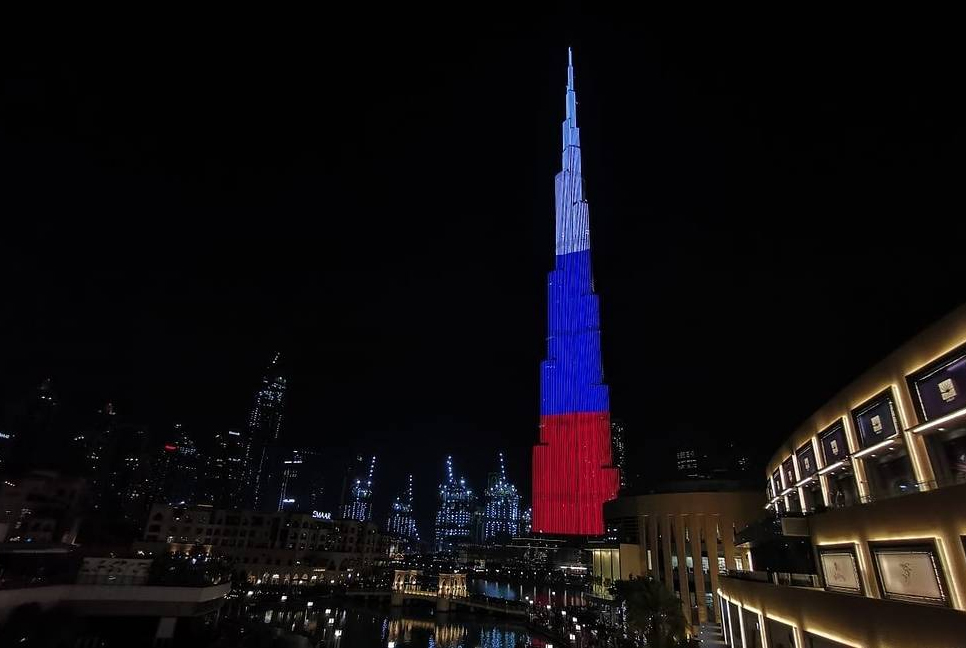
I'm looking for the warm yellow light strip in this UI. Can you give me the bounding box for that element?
[936,537,964,610]
[850,436,898,459]
[764,612,798,628]
[817,460,845,475]
[912,407,966,433]
[802,625,863,648]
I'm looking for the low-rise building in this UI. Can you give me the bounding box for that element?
[136,504,386,585]
[597,484,762,633]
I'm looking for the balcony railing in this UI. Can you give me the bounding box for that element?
[727,570,820,588]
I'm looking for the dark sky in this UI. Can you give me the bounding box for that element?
[2,12,964,526]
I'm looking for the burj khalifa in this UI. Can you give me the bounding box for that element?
[532,49,620,536]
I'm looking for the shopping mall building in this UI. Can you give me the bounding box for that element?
[719,305,966,647]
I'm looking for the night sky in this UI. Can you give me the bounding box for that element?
[2,13,964,527]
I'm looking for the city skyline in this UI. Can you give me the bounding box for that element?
[3,20,966,527]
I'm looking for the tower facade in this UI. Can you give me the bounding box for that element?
[341,455,376,522]
[244,353,287,510]
[532,50,619,535]
[387,474,419,555]
[483,453,521,541]
[435,456,475,552]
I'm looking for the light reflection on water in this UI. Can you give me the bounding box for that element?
[249,605,552,648]
[468,579,586,608]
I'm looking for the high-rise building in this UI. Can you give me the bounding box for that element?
[200,429,247,508]
[276,448,326,513]
[244,353,287,510]
[148,423,201,506]
[532,49,619,535]
[482,453,521,541]
[387,474,419,556]
[435,455,475,552]
[611,419,630,490]
[341,455,375,522]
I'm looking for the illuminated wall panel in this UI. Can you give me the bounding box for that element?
[532,49,619,535]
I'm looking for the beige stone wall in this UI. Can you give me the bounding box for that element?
[719,575,966,647]
[605,491,764,627]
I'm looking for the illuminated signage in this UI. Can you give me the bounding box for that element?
[852,391,900,449]
[819,549,862,594]
[796,442,817,478]
[910,346,966,422]
[164,444,177,452]
[819,422,847,464]
[871,543,947,605]
[312,511,331,520]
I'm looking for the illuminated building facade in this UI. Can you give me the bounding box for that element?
[139,504,385,583]
[718,305,966,647]
[341,455,375,522]
[387,474,419,555]
[435,456,475,552]
[244,353,287,511]
[204,429,247,509]
[601,487,763,634]
[482,453,521,541]
[532,49,619,535]
[611,419,629,490]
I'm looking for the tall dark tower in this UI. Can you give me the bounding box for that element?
[532,49,619,535]
[244,353,287,510]
[387,474,419,556]
[341,455,376,522]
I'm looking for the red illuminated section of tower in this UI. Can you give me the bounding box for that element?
[532,49,619,535]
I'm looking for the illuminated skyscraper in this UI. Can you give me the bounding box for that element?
[482,453,521,541]
[532,49,620,535]
[387,474,419,555]
[611,419,629,491]
[341,455,376,522]
[435,456,475,552]
[244,353,287,510]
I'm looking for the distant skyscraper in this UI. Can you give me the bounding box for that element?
[435,456,475,552]
[482,453,521,541]
[150,423,201,506]
[532,49,619,535]
[387,474,419,555]
[202,429,247,508]
[277,448,326,513]
[244,353,287,510]
[611,419,629,490]
[341,455,376,522]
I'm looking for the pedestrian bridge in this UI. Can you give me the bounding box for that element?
[345,570,528,617]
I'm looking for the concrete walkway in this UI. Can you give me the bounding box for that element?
[697,622,727,647]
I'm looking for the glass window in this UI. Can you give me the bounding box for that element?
[924,426,966,487]
[820,423,849,464]
[910,347,966,422]
[862,441,918,501]
[796,441,817,477]
[852,391,901,448]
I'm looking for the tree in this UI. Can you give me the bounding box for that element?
[615,577,688,648]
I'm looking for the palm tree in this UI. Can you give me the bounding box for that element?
[615,577,688,647]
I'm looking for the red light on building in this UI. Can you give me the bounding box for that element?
[164,444,177,452]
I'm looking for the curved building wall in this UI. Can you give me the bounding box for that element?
[721,304,966,647]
